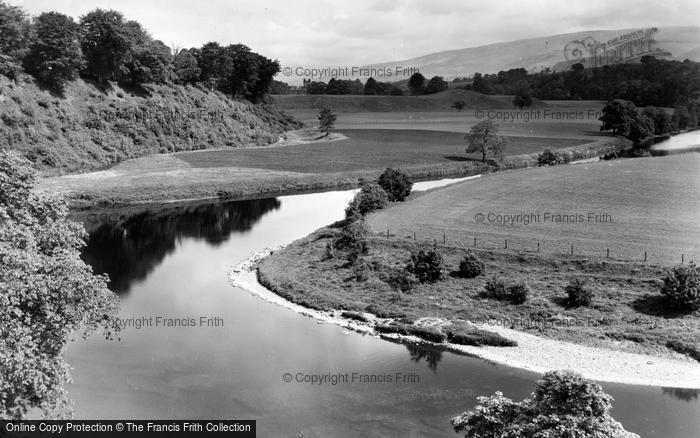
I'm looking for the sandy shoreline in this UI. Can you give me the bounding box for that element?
[230,249,700,389]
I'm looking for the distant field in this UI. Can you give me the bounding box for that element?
[282,98,609,140]
[270,89,538,113]
[368,154,700,263]
[176,129,587,173]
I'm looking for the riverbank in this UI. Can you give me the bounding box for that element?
[234,248,700,388]
[39,135,629,208]
[247,154,700,388]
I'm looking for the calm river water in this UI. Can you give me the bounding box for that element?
[67,177,700,438]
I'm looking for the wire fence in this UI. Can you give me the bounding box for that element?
[373,228,696,266]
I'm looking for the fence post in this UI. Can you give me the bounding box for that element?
[606,248,609,258]
[413,231,416,240]
[505,239,508,249]
[473,237,476,247]
[570,244,573,255]
[386,229,389,239]
[644,251,647,262]
[443,233,446,244]
[682,254,684,264]
[537,242,540,252]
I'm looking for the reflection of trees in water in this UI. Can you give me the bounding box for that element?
[81,198,281,295]
[405,343,442,373]
[661,387,700,402]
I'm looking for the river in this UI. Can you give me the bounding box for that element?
[67,177,700,438]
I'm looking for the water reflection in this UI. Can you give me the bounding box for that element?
[80,198,281,294]
[662,387,700,402]
[406,343,443,373]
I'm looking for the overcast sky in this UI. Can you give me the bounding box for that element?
[15,0,699,67]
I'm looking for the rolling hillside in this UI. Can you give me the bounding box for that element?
[362,26,700,78]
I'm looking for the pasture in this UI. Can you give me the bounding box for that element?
[176,129,586,173]
[367,154,700,263]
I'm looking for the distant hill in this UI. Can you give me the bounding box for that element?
[362,26,700,79]
[0,73,300,175]
[271,89,546,112]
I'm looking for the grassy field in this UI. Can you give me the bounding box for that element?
[176,129,587,172]
[257,154,700,359]
[368,154,700,264]
[281,97,608,141]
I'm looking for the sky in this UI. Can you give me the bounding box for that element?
[14,0,700,69]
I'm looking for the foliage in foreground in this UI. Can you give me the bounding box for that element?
[451,370,640,438]
[0,149,121,419]
[661,261,700,311]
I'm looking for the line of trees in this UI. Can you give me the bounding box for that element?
[600,99,698,143]
[0,2,279,102]
[467,58,700,108]
[304,77,405,96]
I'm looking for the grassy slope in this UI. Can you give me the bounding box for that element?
[368,155,700,263]
[257,155,700,358]
[0,74,300,175]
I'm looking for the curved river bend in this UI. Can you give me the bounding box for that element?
[68,177,700,438]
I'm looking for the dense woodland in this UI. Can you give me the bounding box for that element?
[0,2,279,102]
[468,59,700,108]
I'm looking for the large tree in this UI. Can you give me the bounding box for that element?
[173,48,201,85]
[0,150,121,419]
[79,9,131,85]
[119,20,173,85]
[0,1,31,58]
[364,77,378,95]
[24,12,84,91]
[408,72,425,95]
[465,119,507,163]
[512,86,533,109]
[452,370,639,438]
[424,75,448,94]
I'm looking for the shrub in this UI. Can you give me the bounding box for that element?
[375,322,410,336]
[537,148,563,166]
[331,220,370,261]
[345,183,388,219]
[376,323,447,343]
[565,278,594,307]
[506,282,529,304]
[352,258,373,281]
[386,269,418,292]
[483,277,507,299]
[406,248,444,283]
[458,251,484,278]
[445,326,517,347]
[341,310,369,323]
[483,278,528,304]
[666,340,700,363]
[407,325,447,343]
[365,304,404,319]
[661,262,700,311]
[377,167,413,202]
